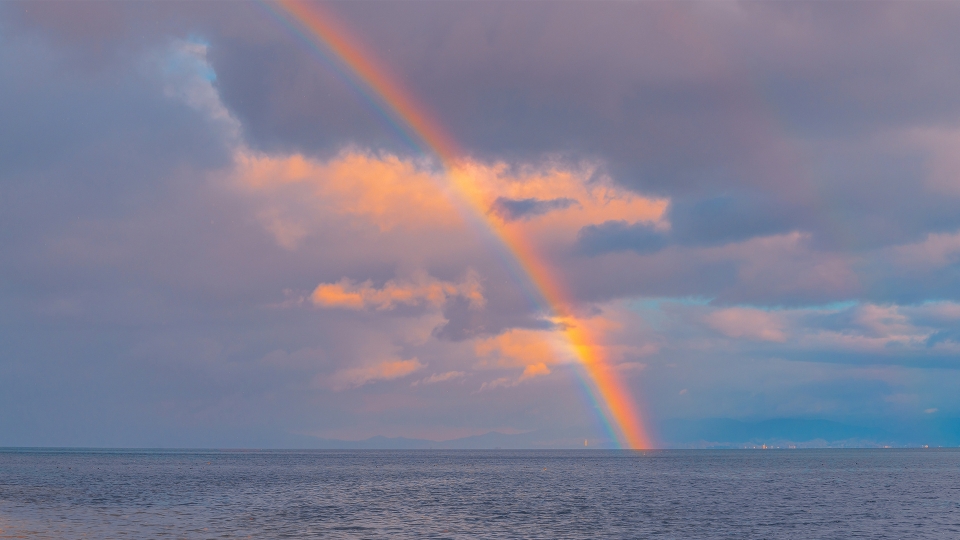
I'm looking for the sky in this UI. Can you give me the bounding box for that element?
[3,1,960,448]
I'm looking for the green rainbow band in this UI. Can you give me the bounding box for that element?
[272,0,651,449]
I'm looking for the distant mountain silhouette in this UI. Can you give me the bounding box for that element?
[659,417,960,448]
[300,417,960,449]
[307,429,615,449]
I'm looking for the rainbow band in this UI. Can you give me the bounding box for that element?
[272,0,651,449]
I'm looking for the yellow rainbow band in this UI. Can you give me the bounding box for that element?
[274,0,651,449]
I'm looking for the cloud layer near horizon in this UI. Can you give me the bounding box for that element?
[4,1,960,447]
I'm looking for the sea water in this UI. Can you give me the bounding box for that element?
[1,448,958,539]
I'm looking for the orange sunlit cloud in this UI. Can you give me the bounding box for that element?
[236,150,459,230]
[474,327,570,369]
[226,132,666,449]
[520,362,551,379]
[230,148,668,251]
[473,307,656,372]
[311,272,484,311]
[450,160,669,241]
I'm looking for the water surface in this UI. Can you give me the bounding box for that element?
[1,449,958,538]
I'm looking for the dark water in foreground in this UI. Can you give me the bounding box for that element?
[1,449,959,539]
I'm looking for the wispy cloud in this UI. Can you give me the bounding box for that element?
[311,272,484,311]
[705,307,788,342]
[411,371,467,386]
[325,358,425,390]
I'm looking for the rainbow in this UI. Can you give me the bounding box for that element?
[270,0,652,449]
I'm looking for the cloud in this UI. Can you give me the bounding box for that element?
[9,1,960,448]
[560,230,862,307]
[647,299,960,362]
[576,220,668,255]
[470,328,570,391]
[477,362,551,392]
[256,208,309,251]
[311,272,484,311]
[326,358,425,390]
[520,362,551,380]
[413,371,467,386]
[474,328,569,369]
[893,126,960,196]
[191,0,960,257]
[888,231,960,271]
[477,377,515,392]
[489,196,578,221]
[230,148,667,255]
[667,193,795,247]
[462,160,668,247]
[705,307,787,342]
[232,150,462,240]
[153,38,241,142]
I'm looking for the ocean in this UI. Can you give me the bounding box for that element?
[1,448,958,539]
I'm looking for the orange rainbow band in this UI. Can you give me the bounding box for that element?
[273,0,651,449]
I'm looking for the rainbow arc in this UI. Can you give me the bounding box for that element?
[271,0,651,449]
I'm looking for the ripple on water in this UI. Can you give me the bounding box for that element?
[1,449,959,539]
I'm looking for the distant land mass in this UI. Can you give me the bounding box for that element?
[657,417,960,449]
[306,430,604,450]
[297,417,960,450]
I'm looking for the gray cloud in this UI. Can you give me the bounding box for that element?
[667,193,796,247]
[489,196,578,222]
[6,1,960,447]
[575,221,668,256]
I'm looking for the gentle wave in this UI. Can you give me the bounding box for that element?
[1,449,959,539]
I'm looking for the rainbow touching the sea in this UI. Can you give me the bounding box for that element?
[271,0,652,449]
